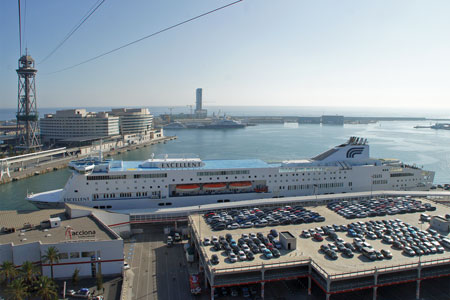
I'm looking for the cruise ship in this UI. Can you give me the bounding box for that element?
[27,137,435,210]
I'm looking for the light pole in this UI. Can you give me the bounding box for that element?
[370,175,374,198]
[198,205,201,239]
[97,257,102,277]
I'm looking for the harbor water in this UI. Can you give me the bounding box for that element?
[1,121,450,210]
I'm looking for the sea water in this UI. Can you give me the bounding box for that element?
[1,120,449,210]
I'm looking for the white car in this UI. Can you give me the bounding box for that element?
[228,253,238,263]
[238,251,246,261]
[123,262,130,270]
[203,237,211,246]
[212,236,219,243]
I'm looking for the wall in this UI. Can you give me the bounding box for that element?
[40,239,123,279]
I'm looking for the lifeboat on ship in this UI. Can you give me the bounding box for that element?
[176,184,200,193]
[203,183,227,191]
[229,181,252,190]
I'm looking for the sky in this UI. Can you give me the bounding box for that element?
[1,0,450,110]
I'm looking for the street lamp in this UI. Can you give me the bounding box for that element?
[97,257,102,277]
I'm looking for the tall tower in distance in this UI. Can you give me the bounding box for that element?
[196,88,202,111]
[16,53,41,150]
[194,88,207,118]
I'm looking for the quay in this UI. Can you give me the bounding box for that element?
[0,135,176,184]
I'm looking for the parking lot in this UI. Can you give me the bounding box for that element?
[122,196,450,300]
[194,197,450,276]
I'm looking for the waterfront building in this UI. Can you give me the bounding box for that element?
[40,109,120,144]
[321,115,344,125]
[108,108,153,135]
[0,205,127,279]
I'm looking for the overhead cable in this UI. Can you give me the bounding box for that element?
[18,0,22,56]
[39,0,107,64]
[46,0,243,74]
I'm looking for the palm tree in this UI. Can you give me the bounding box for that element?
[20,261,38,285]
[41,246,59,280]
[34,276,57,300]
[72,268,80,287]
[0,261,18,285]
[5,278,29,300]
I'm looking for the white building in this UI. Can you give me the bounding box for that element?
[40,109,120,144]
[109,108,153,135]
[0,205,129,279]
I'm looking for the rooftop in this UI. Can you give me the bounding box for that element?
[190,197,450,276]
[0,209,118,245]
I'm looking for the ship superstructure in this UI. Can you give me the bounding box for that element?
[27,137,435,210]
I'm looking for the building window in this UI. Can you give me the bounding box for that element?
[58,253,69,259]
[81,251,96,258]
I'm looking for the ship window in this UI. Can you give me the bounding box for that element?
[217,200,223,203]
[100,206,105,209]
[158,203,164,206]
[224,199,230,202]
[74,190,78,193]
[70,252,80,259]
[86,183,89,185]
[166,203,172,205]
[107,205,112,208]
[94,206,99,208]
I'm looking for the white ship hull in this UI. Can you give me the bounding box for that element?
[26,137,435,211]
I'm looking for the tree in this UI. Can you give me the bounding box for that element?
[20,261,38,285]
[34,276,57,300]
[5,278,29,300]
[41,246,60,280]
[0,261,18,285]
[72,268,80,287]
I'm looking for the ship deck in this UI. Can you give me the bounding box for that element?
[108,159,279,172]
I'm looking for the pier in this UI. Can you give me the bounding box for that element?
[0,136,177,184]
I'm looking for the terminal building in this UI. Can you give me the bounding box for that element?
[0,204,129,279]
[108,108,153,135]
[39,109,120,145]
[321,115,344,125]
[39,108,163,146]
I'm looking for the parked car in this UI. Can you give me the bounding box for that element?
[263,249,273,259]
[211,254,219,265]
[313,233,323,241]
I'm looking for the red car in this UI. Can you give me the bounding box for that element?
[313,233,323,241]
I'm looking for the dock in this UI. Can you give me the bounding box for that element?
[0,136,177,184]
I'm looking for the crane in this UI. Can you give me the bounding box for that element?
[187,105,194,118]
